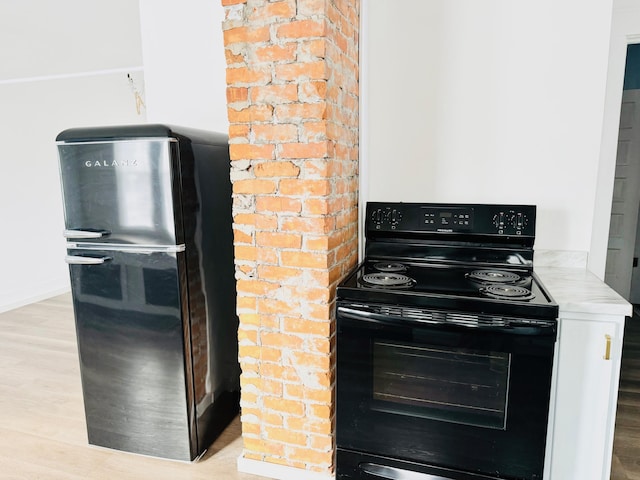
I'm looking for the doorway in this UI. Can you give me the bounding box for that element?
[606,44,640,302]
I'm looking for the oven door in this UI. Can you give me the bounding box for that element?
[336,302,557,480]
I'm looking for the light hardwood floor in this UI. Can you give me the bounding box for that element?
[0,293,265,480]
[611,309,640,480]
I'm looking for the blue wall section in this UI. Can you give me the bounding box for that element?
[624,44,640,90]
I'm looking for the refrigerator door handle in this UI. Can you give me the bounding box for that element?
[63,229,110,239]
[65,255,112,265]
[66,243,186,254]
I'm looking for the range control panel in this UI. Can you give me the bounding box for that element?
[367,202,536,237]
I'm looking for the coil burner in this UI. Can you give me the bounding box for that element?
[361,272,415,289]
[467,270,521,284]
[373,262,407,273]
[480,285,535,301]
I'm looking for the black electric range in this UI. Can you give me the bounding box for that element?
[336,202,558,480]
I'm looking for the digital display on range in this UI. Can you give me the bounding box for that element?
[422,208,473,230]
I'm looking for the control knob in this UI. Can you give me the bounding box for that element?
[512,213,528,230]
[390,209,402,227]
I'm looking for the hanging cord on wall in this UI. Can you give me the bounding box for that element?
[127,73,146,115]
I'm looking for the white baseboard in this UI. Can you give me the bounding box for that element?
[237,456,335,480]
[0,286,71,314]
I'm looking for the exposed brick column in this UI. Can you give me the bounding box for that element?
[221,0,359,475]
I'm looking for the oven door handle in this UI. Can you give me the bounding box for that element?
[337,305,556,336]
[360,463,453,480]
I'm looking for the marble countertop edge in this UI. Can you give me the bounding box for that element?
[535,266,632,317]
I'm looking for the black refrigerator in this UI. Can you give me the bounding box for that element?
[56,124,240,461]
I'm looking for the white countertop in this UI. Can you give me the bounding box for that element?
[535,266,632,317]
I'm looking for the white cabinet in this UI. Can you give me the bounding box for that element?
[547,312,625,480]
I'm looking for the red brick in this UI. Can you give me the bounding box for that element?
[249,1,295,23]
[229,143,275,160]
[227,105,273,123]
[254,44,297,63]
[299,81,327,102]
[304,198,330,215]
[227,86,249,103]
[256,232,302,248]
[309,336,333,355]
[223,26,270,46]
[308,402,333,420]
[275,61,327,81]
[254,161,300,178]
[242,422,261,435]
[264,397,305,416]
[260,363,301,383]
[243,437,285,457]
[281,216,335,234]
[280,142,328,159]
[224,49,244,66]
[263,411,284,427]
[229,124,250,139]
[256,196,302,213]
[258,298,297,315]
[237,296,257,311]
[287,447,333,466]
[280,179,331,195]
[239,313,260,327]
[277,19,325,39]
[307,302,332,320]
[300,121,327,142]
[236,280,279,296]
[283,317,331,336]
[233,179,278,195]
[264,427,307,446]
[261,332,304,350]
[257,247,279,264]
[281,251,329,269]
[235,245,257,261]
[258,265,303,282]
[299,38,326,59]
[226,66,271,85]
[260,378,284,396]
[233,228,253,244]
[287,417,333,435]
[290,286,331,303]
[310,434,333,452]
[253,124,299,143]
[251,84,298,104]
[275,103,326,122]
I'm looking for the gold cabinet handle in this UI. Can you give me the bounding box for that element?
[604,334,612,361]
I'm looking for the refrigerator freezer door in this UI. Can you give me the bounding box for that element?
[57,139,183,246]
[66,247,197,461]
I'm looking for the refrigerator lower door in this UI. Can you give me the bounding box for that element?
[66,247,197,461]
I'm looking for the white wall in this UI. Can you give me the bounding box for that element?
[363,0,614,257]
[139,0,229,133]
[0,0,145,313]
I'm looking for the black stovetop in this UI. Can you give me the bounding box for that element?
[337,259,558,319]
[337,202,559,320]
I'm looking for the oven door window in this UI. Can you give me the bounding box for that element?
[372,340,511,430]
